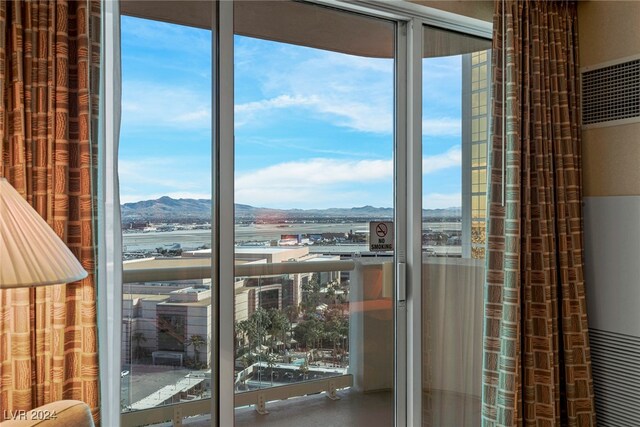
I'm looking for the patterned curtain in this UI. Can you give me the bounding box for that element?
[482,1,596,426]
[0,0,100,423]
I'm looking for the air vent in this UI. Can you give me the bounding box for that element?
[589,328,640,426]
[582,57,640,128]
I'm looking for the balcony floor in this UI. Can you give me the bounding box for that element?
[175,389,479,427]
[236,389,393,427]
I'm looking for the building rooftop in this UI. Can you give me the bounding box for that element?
[161,297,212,308]
[124,257,212,269]
[123,293,170,302]
[234,247,308,255]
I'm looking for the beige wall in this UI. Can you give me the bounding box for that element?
[579,1,640,197]
[582,124,640,196]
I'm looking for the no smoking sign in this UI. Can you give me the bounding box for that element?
[369,221,393,252]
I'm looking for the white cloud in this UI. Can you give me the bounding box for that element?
[235,47,462,135]
[422,146,461,173]
[235,157,392,207]
[119,157,211,203]
[423,118,461,137]
[235,95,318,114]
[423,56,462,79]
[235,147,460,207]
[175,109,210,123]
[118,147,460,206]
[239,186,390,210]
[422,192,461,209]
[236,158,392,189]
[238,46,395,134]
[122,81,211,129]
[314,99,392,134]
[235,95,319,127]
[240,136,385,158]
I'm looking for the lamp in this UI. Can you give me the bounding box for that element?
[0,177,87,288]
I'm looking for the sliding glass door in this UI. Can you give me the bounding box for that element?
[231,2,398,425]
[114,2,492,426]
[421,25,491,427]
[118,11,214,420]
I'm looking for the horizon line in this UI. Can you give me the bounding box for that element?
[121,196,462,212]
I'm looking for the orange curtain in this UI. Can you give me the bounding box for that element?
[0,0,100,423]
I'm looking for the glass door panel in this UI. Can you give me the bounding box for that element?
[421,25,491,427]
[118,11,213,422]
[233,2,396,425]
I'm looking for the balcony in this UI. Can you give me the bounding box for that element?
[120,255,483,427]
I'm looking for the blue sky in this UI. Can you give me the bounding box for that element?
[120,16,462,209]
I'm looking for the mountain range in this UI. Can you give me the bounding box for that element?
[121,196,461,222]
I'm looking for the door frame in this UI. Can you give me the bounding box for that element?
[212,2,492,426]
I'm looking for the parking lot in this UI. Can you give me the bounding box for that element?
[121,364,210,408]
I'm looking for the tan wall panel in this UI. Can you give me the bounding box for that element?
[579,1,640,197]
[578,0,640,68]
[583,123,640,197]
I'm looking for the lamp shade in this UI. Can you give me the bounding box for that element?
[0,177,88,288]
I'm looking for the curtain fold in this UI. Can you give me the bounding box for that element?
[482,1,596,426]
[0,0,100,423]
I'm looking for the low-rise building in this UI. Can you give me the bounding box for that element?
[122,247,341,368]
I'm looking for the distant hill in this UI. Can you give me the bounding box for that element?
[121,196,461,222]
[121,196,211,222]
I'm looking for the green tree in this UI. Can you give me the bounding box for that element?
[266,352,278,386]
[284,305,300,347]
[236,320,250,350]
[323,311,347,366]
[237,319,257,354]
[268,309,290,350]
[284,305,300,324]
[239,353,254,388]
[298,359,310,381]
[325,329,339,364]
[186,334,206,368]
[294,317,323,350]
[250,307,271,345]
[301,275,322,314]
[325,280,337,300]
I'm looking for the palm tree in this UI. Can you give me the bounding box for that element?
[298,359,310,381]
[266,352,278,386]
[268,309,290,350]
[238,353,253,390]
[240,319,258,354]
[325,322,345,366]
[186,334,206,368]
[284,305,300,347]
[325,280,337,303]
[311,320,324,351]
[236,320,250,352]
[284,305,300,324]
[250,307,271,350]
[301,275,322,314]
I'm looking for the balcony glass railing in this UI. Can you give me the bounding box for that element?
[120,259,360,426]
[120,256,484,427]
[233,260,354,397]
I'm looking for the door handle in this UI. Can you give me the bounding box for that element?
[397,261,406,302]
